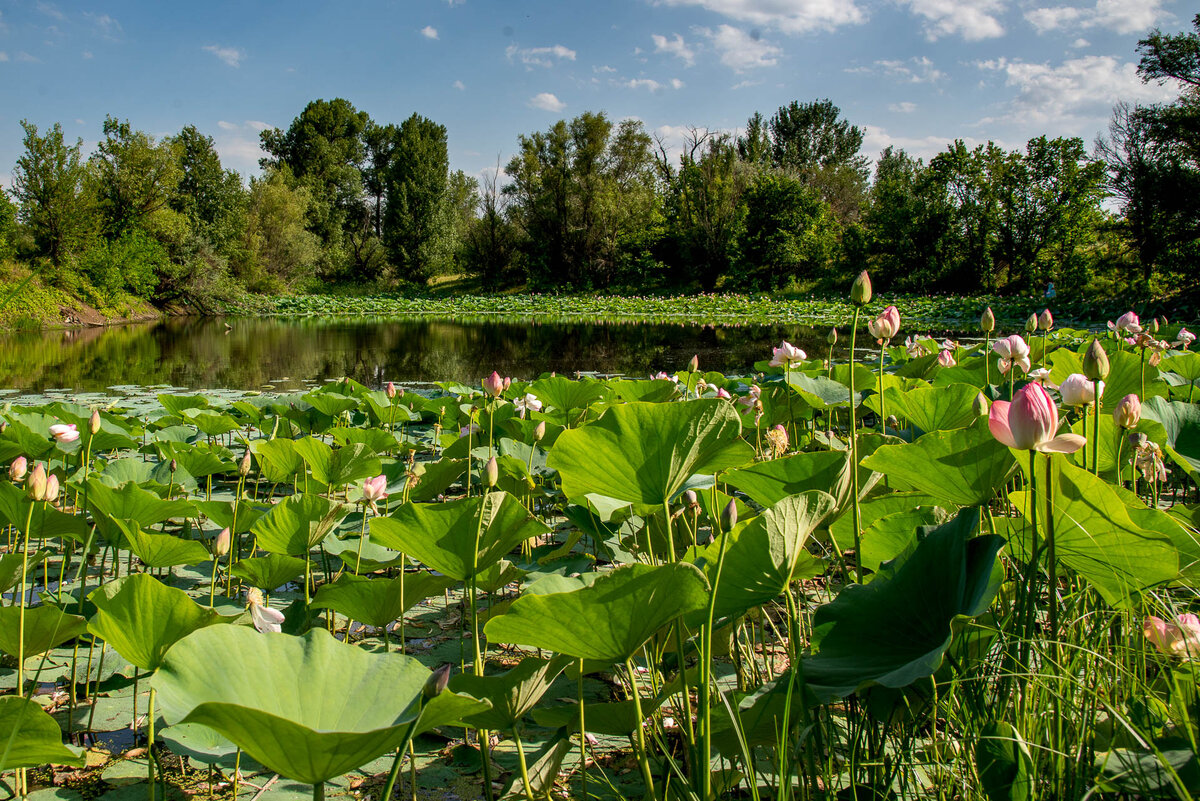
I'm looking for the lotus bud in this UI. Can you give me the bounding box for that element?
[533,421,546,442]
[688,354,699,373]
[27,462,47,501]
[424,664,452,699]
[483,371,505,398]
[1148,318,1159,334]
[980,307,995,333]
[721,499,738,532]
[89,409,102,435]
[169,458,178,473]
[9,456,27,482]
[1160,316,1169,327]
[682,490,698,510]
[484,456,499,489]
[386,381,397,399]
[44,474,59,503]
[1024,314,1037,334]
[973,393,989,416]
[213,527,232,557]
[1038,309,1053,331]
[239,450,252,477]
[850,270,872,307]
[827,328,837,345]
[1083,339,1110,380]
[1113,394,1141,429]
[503,376,512,391]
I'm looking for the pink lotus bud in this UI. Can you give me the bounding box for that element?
[867,306,901,343]
[721,499,738,531]
[715,387,731,399]
[1025,314,1038,334]
[688,355,699,373]
[850,270,872,306]
[424,664,452,699]
[213,527,232,557]
[1059,374,1102,407]
[484,457,499,489]
[827,328,838,345]
[386,381,397,399]
[239,450,253,477]
[169,458,178,473]
[44,474,60,503]
[483,371,505,397]
[1113,394,1141,429]
[27,463,47,501]
[9,456,27,482]
[503,376,512,391]
[1083,339,1110,380]
[533,421,546,442]
[1108,311,1142,335]
[362,474,389,504]
[973,393,989,416]
[48,423,79,443]
[937,349,956,368]
[980,307,995,333]
[1038,309,1053,331]
[89,409,102,435]
[989,382,1085,453]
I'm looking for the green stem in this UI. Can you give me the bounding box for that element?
[625,657,656,799]
[17,501,36,695]
[147,687,157,801]
[878,346,886,433]
[1092,380,1101,476]
[514,730,537,801]
[848,307,863,583]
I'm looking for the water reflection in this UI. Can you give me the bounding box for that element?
[0,316,839,392]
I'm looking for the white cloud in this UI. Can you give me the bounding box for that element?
[1025,0,1168,35]
[869,56,944,83]
[696,25,782,71]
[594,65,617,73]
[978,55,1177,127]
[671,77,686,89]
[421,26,439,40]
[731,78,762,89]
[0,52,8,63]
[658,0,865,34]
[889,101,918,112]
[203,45,244,68]
[453,79,466,90]
[15,51,40,63]
[897,0,1005,41]
[212,134,265,176]
[36,2,65,21]
[506,44,576,68]
[528,92,566,112]
[81,50,93,59]
[217,120,238,131]
[245,120,271,132]
[1071,38,1090,48]
[861,125,986,162]
[83,12,121,39]
[618,77,686,91]
[652,33,695,67]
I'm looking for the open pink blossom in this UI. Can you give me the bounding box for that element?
[362,475,388,505]
[49,423,79,443]
[1108,311,1142,335]
[989,382,1085,453]
[715,387,732,399]
[247,588,285,634]
[1027,367,1051,384]
[1177,328,1195,349]
[993,335,1031,375]
[867,306,901,344]
[1144,614,1200,659]
[937,349,956,368]
[513,393,543,418]
[769,341,806,367]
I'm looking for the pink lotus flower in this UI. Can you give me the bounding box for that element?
[1027,367,1051,384]
[1058,374,1102,406]
[9,457,27,482]
[993,335,1031,375]
[362,475,388,505]
[247,588,285,634]
[769,341,806,367]
[652,371,679,383]
[715,387,732,399]
[1144,614,1200,659]
[1177,328,1195,349]
[513,393,543,418]
[482,371,505,397]
[1038,309,1053,331]
[1113,394,1141,429]
[1108,312,1142,335]
[937,349,956,368]
[213,527,232,557]
[44,474,60,503]
[989,382,1085,453]
[49,423,79,443]
[867,306,901,344]
[385,381,399,399]
[459,423,482,437]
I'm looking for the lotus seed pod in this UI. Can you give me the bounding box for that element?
[484,456,499,489]
[721,499,738,532]
[9,456,27,482]
[44,474,59,503]
[688,354,699,373]
[980,307,995,333]
[27,462,47,501]
[424,663,452,699]
[533,421,546,442]
[1083,339,1110,381]
[850,270,872,307]
[169,459,178,473]
[682,489,698,508]
[1025,314,1038,334]
[89,409,102,435]
[239,450,252,477]
[213,527,232,557]
[1038,309,1053,331]
[973,393,989,416]
[827,328,838,345]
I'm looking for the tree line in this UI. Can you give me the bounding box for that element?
[0,16,1196,309]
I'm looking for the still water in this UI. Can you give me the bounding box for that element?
[0,316,846,393]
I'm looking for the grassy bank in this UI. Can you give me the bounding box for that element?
[0,261,163,330]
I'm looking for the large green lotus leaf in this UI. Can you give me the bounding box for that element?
[0,419,55,461]
[1008,458,1178,607]
[603,378,678,404]
[114,519,211,569]
[405,457,467,503]
[0,548,49,595]
[331,426,400,454]
[872,384,981,433]
[859,509,950,573]
[785,373,853,408]
[300,391,360,418]
[687,491,836,621]
[250,438,304,484]
[449,656,570,731]
[88,573,233,671]
[360,392,421,427]
[827,362,878,400]
[310,572,454,627]
[529,376,610,424]
[0,605,88,658]
[828,492,946,551]
[182,408,240,437]
[725,451,849,508]
[196,500,267,536]
[1068,414,1169,481]
[323,531,407,573]
[294,438,381,489]
[0,482,89,543]
[547,400,753,517]
[861,421,1016,507]
[1141,396,1200,480]
[154,440,233,479]
[93,456,156,487]
[0,696,85,770]
[1097,349,1162,414]
[1161,351,1200,383]
[484,562,709,663]
[157,393,209,417]
[250,494,345,556]
[1047,347,1085,387]
[86,478,197,530]
[152,626,489,785]
[230,554,308,591]
[975,721,1035,801]
[371,491,548,581]
[1142,506,1200,582]
[801,511,1003,703]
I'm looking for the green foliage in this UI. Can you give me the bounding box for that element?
[734,171,840,289]
[77,228,166,303]
[241,167,322,291]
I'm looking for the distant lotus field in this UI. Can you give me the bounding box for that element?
[3,279,1200,800]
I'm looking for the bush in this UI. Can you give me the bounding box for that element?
[77,230,165,304]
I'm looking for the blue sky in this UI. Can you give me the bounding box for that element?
[0,0,1184,187]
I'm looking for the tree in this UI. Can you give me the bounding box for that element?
[383,113,451,284]
[734,172,839,289]
[11,120,95,265]
[0,191,17,261]
[463,160,517,287]
[89,116,182,237]
[170,125,247,255]
[242,167,322,291]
